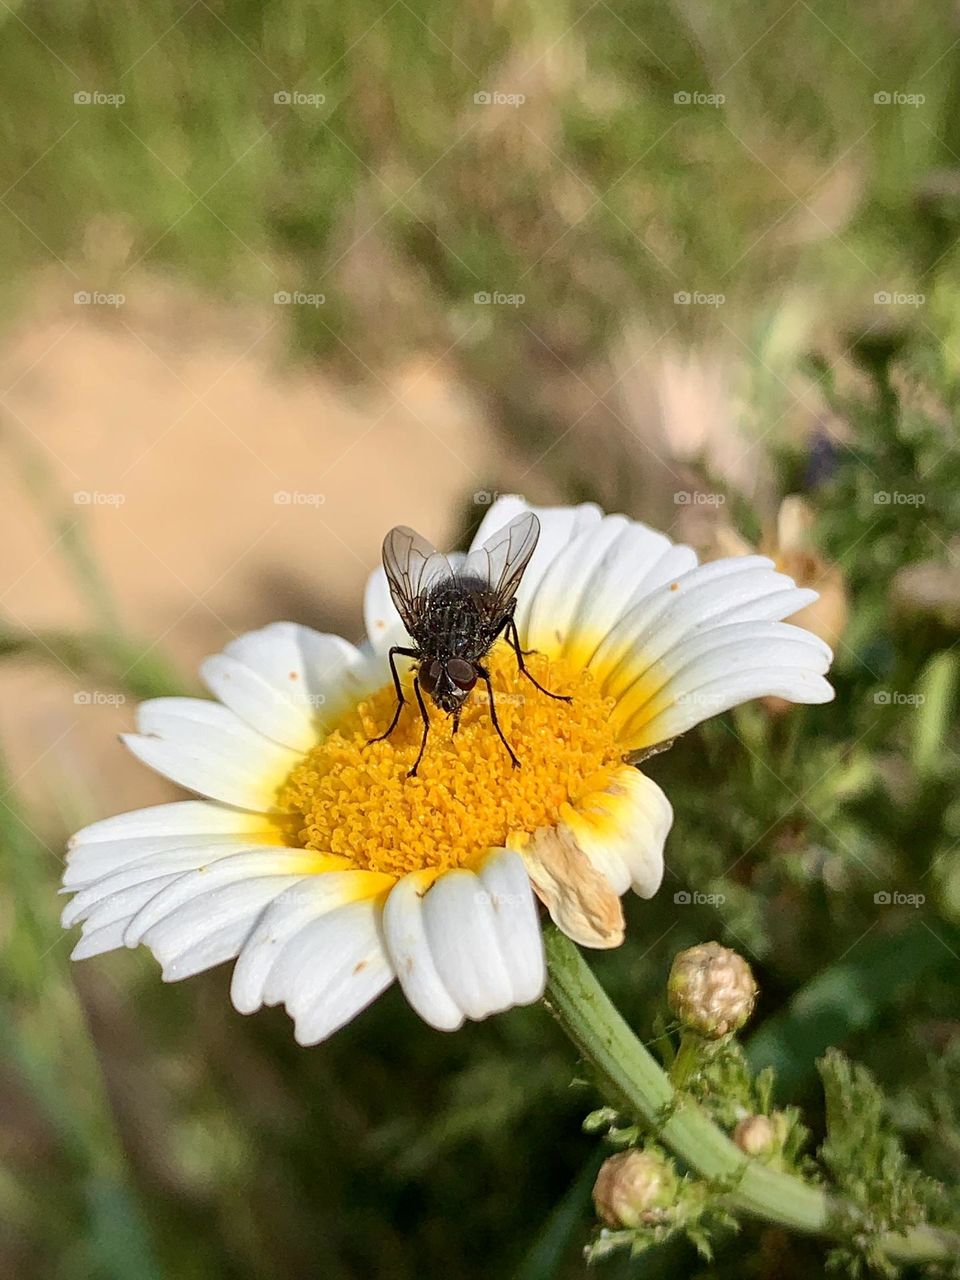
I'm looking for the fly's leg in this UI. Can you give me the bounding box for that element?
[476,662,520,769]
[408,676,432,777]
[504,616,571,703]
[367,646,421,746]
[500,602,536,655]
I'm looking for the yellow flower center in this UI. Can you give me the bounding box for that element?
[279,646,623,879]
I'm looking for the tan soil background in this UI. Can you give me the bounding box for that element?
[0,282,528,834]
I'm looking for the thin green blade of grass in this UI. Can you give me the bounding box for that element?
[0,625,190,700]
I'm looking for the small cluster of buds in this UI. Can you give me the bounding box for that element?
[667,941,757,1038]
[590,945,780,1239]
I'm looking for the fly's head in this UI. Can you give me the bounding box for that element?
[420,656,477,713]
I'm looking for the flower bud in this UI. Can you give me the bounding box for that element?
[732,1112,787,1157]
[592,1149,677,1228]
[667,941,757,1038]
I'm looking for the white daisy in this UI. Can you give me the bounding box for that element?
[61,498,833,1044]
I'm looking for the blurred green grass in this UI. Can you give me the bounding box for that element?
[1,2,960,1277]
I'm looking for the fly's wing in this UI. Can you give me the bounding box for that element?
[460,511,540,626]
[381,525,454,637]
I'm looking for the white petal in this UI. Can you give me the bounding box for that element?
[72,919,140,960]
[563,766,672,899]
[591,557,788,697]
[612,620,832,741]
[633,669,834,748]
[524,514,698,659]
[62,842,263,927]
[207,623,370,743]
[122,849,322,948]
[468,499,603,638]
[231,872,394,1015]
[576,555,836,747]
[68,800,276,845]
[122,697,299,811]
[421,869,514,1021]
[143,874,310,981]
[69,875,183,948]
[63,802,284,889]
[200,654,317,752]
[260,897,394,1045]
[382,871,465,1031]
[476,850,545,1004]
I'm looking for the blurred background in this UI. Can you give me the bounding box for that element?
[1,2,960,1276]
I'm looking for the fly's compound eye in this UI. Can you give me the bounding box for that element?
[446,658,477,691]
[419,658,443,695]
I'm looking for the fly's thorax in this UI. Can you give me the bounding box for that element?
[415,577,502,661]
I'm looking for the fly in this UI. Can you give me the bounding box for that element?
[368,511,570,776]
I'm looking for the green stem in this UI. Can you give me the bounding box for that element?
[542,925,957,1265]
[669,1032,702,1091]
